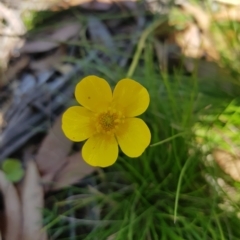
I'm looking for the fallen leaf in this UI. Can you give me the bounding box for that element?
[107,233,117,240]
[214,7,240,22]
[29,46,66,71]
[21,160,47,240]
[154,40,166,71]
[21,23,80,53]
[52,0,112,11]
[81,0,113,10]
[0,211,4,240]
[52,152,95,190]
[178,1,210,31]
[214,0,240,5]
[35,116,73,185]
[0,170,21,240]
[51,0,138,11]
[175,23,202,58]
[3,56,30,85]
[0,111,4,129]
[170,5,219,60]
[0,2,26,85]
[213,149,240,182]
[54,63,74,75]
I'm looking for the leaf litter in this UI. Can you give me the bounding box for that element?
[20,22,81,54]
[0,0,240,238]
[35,115,72,181]
[0,170,21,240]
[52,152,96,190]
[21,160,47,240]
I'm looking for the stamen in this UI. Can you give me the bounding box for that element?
[95,108,124,134]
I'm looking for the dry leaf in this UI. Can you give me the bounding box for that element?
[0,214,3,240]
[175,23,202,58]
[0,2,26,84]
[172,4,219,60]
[178,1,210,31]
[0,111,4,129]
[36,116,73,184]
[51,0,138,11]
[0,171,21,240]
[52,152,95,190]
[214,0,240,5]
[213,149,240,182]
[9,0,60,11]
[21,160,47,240]
[29,47,66,71]
[107,233,117,240]
[80,0,112,10]
[52,0,112,11]
[154,40,168,71]
[54,63,74,75]
[21,23,80,53]
[4,56,30,83]
[214,7,240,22]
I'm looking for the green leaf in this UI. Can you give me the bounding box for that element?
[2,159,24,183]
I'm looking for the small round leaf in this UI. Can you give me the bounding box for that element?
[2,159,24,182]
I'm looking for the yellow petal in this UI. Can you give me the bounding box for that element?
[116,118,151,157]
[62,106,96,142]
[75,75,112,112]
[82,133,118,167]
[112,79,150,117]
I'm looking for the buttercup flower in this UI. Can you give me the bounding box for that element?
[62,75,151,167]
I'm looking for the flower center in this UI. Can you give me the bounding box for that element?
[96,109,124,134]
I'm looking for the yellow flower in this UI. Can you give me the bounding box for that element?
[62,75,151,167]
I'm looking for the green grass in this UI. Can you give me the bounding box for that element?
[36,5,240,240]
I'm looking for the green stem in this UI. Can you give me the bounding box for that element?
[126,17,167,78]
[150,132,187,147]
[174,156,192,223]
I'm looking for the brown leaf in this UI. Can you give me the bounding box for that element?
[4,56,30,83]
[21,23,80,53]
[52,152,95,190]
[0,111,4,129]
[54,63,74,75]
[214,7,240,22]
[213,149,240,182]
[178,1,210,31]
[0,3,26,84]
[52,0,112,11]
[29,46,66,71]
[0,171,21,240]
[175,23,202,58]
[35,116,73,185]
[51,0,138,11]
[154,40,166,71]
[21,160,47,240]
[0,211,4,240]
[214,0,240,5]
[174,23,219,60]
[80,0,112,11]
